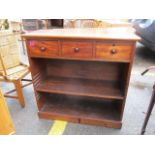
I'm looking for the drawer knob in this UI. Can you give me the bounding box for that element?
[74,48,80,52]
[111,48,117,54]
[40,47,46,52]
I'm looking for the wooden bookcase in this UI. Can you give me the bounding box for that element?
[23,28,140,128]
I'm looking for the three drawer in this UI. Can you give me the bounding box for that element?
[27,40,133,61]
[62,41,93,58]
[95,42,132,61]
[28,40,59,57]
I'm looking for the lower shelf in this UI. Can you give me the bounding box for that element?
[38,94,122,128]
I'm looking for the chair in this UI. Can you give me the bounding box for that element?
[80,20,98,28]
[141,66,155,134]
[0,30,31,108]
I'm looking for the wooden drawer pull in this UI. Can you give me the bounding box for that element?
[111,49,117,54]
[40,47,46,52]
[74,48,80,52]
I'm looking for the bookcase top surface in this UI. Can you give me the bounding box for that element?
[22,28,140,41]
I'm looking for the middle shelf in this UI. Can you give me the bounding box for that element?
[36,77,124,100]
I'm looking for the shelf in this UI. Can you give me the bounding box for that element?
[36,77,124,100]
[30,56,131,63]
[38,94,122,128]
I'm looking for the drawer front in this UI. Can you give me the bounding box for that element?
[95,43,132,61]
[28,40,59,57]
[62,41,93,58]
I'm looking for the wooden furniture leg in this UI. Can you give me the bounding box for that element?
[13,80,25,108]
[141,84,155,135]
[0,89,15,135]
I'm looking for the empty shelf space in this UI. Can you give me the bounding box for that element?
[38,94,122,127]
[36,77,124,100]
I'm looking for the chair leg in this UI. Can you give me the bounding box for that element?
[13,80,25,108]
[141,85,155,135]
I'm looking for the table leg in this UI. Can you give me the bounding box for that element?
[141,84,155,134]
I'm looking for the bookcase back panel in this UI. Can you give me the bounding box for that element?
[46,59,125,82]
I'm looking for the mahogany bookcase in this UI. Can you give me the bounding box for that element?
[23,28,140,128]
